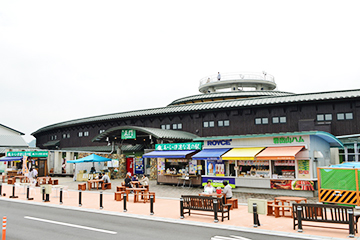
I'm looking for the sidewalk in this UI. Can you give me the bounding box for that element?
[0,177,355,240]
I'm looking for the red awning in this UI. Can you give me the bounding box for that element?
[256,146,304,160]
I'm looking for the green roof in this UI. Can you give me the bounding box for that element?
[92,126,199,142]
[62,144,144,152]
[32,88,360,136]
[193,131,343,147]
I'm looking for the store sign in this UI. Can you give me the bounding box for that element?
[121,129,136,139]
[270,180,314,191]
[202,177,235,188]
[7,151,48,157]
[206,139,232,146]
[155,142,203,151]
[273,136,304,144]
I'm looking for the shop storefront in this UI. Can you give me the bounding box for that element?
[193,131,343,192]
[5,151,49,177]
[143,142,203,186]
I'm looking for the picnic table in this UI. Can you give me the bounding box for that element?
[268,196,307,218]
[87,179,104,190]
[37,177,52,186]
[125,187,148,203]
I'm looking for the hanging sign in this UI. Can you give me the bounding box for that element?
[121,129,136,139]
[155,142,203,151]
[7,151,48,157]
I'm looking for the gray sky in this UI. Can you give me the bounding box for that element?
[1,0,360,143]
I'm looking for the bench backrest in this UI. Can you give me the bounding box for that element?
[293,203,354,224]
[181,195,224,211]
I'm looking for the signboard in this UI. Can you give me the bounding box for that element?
[155,142,203,151]
[207,160,224,176]
[135,157,144,174]
[121,129,136,139]
[270,179,314,191]
[297,160,310,179]
[273,136,304,144]
[7,151,48,157]
[202,177,235,188]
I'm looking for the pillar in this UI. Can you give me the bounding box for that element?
[65,152,74,174]
[54,151,62,174]
[344,147,349,162]
[355,141,358,162]
[150,158,157,180]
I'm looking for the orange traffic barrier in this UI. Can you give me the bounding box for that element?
[2,216,6,240]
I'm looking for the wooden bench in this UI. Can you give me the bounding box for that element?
[7,178,14,185]
[141,191,156,203]
[116,186,126,192]
[104,183,111,189]
[114,191,126,201]
[227,198,238,210]
[181,195,231,222]
[293,203,359,237]
[78,183,86,191]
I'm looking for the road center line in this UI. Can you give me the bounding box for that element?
[24,216,117,235]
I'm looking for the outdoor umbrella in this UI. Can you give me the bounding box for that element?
[67,154,111,163]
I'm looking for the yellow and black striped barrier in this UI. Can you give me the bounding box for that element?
[319,189,358,205]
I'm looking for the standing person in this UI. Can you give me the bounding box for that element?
[222,180,232,203]
[204,180,214,194]
[31,168,38,179]
[217,72,221,81]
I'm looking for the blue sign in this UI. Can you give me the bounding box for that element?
[206,139,232,146]
[135,157,144,174]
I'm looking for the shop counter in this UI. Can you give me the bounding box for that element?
[235,177,271,188]
[157,174,202,186]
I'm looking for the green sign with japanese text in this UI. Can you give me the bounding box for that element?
[273,136,304,144]
[121,129,136,139]
[6,151,48,157]
[155,142,203,151]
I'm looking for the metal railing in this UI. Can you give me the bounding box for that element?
[199,72,275,87]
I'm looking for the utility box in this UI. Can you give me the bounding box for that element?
[40,184,52,194]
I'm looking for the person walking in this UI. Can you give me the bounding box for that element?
[217,72,221,81]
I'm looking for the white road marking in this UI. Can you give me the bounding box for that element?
[24,216,117,235]
[211,236,252,240]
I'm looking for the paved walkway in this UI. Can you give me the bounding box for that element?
[0,177,355,239]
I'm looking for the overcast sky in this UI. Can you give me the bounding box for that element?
[1,0,360,143]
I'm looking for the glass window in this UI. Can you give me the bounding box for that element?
[255,118,261,125]
[99,129,105,134]
[272,117,279,124]
[63,134,66,139]
[203,122,209,128]
[177,123,182,129]
[161,125,166,129]
[224,120,230,126]
[209,121,215,127]
[166,124,170,130]
[172,124,177,129]
[346,112,353,120]
[67,133,70,138]
[218,120,223,127]
[317,114,324,121]
[325,114,332,121]
[280,117,286,123]
[84,131,89,136]
[78,132,83,137]
[337,113,345,120]
[262,118,268,124]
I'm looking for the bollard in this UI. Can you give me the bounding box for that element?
[79,190,82,207]
[180,197,184,219]
[2,216,6,240]
[9,185,18,199]
[42,187,45,202]
[297,205,303,232]
[26,185,33,201]
[348,208,355,238]
[0,183,2,197]
[150,195,154,215]
[123,193,127,212]
[100,191,103,209]
[253,203,260,227]
[59,188,63,205]
[213,198,219,223]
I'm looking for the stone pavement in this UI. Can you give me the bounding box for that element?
[0,177,354,239]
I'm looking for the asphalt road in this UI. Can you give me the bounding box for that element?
[0,200,314,240]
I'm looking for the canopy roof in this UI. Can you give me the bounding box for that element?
[143,150,197,159]
[67,154,111,163]
[222,147,265,160]
[0,156,23,162]
[192,148,231,160]
[256,146,304,160]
